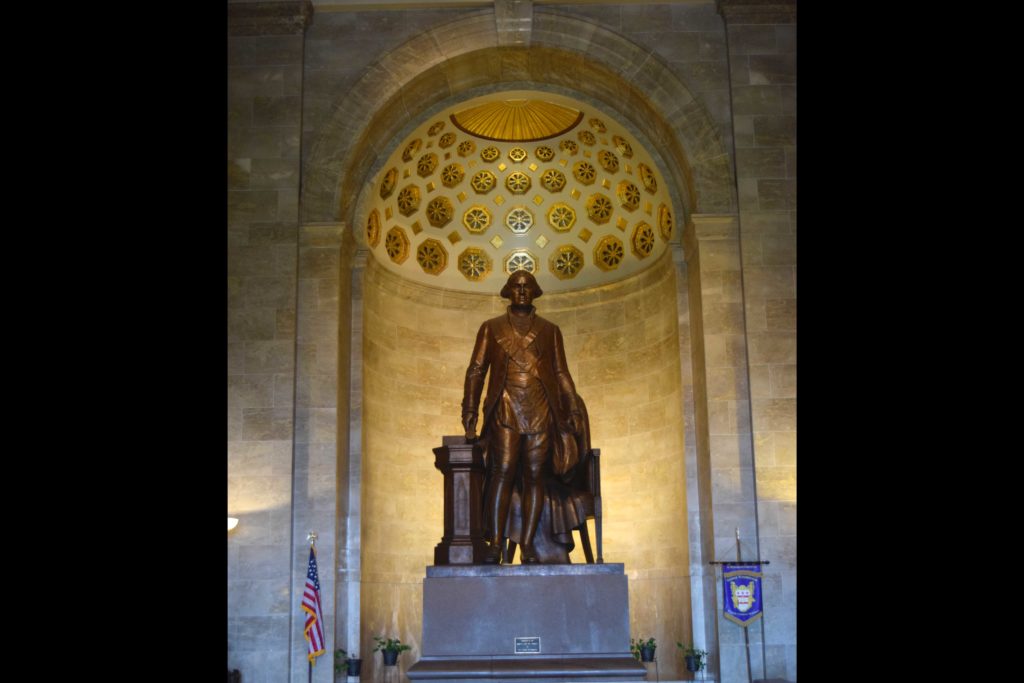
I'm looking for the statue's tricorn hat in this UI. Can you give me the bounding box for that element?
[500,270,543,299]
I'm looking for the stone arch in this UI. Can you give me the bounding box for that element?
[301,8,735,227]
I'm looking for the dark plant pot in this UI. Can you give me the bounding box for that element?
[346,658,362,676]
[685,655,698,672]
[382,650,399,666]
[640,646,656,662]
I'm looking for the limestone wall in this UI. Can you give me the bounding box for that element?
[720,4,797,680]
[228,5,310,682]
[227,3,797,682]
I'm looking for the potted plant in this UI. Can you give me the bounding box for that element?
[676,642,708,674]
[335,648,361,677]
[630,637,656,662]
[373,636,411,666]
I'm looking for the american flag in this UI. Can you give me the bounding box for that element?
[301,546,326,664]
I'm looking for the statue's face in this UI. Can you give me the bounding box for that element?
[508,273,535,307]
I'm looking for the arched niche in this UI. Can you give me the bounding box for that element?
[298,9,734,682]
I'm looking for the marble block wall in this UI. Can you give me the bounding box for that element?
[547,0,733,155]
[226,2,797,681]
[301,5,473,171]
[720,1,796,680]
[228,3,312,682]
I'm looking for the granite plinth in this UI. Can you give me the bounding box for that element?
[407,655,644,681]
[426,564,624,578]
[408,564,645,683]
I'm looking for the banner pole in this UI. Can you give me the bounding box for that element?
[736,528,753,683]
[308,532,318,683]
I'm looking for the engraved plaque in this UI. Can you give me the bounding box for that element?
[514,637,541,654]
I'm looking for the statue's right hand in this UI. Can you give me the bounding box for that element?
[462,412,478,442]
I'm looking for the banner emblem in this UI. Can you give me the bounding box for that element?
[722,563,763,627]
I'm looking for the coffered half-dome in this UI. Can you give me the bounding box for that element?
[450,99,584,142]
[359,90,677,294]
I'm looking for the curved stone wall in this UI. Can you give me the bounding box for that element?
[360,248,690,679]
[360,257,490,682]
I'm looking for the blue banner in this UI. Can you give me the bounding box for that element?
[722,563,763,627]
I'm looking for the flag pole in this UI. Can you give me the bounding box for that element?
[736,528,753,683]
[308,532,318,683]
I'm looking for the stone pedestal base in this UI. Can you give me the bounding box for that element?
[433,436,490,565]
[407,564,645,683]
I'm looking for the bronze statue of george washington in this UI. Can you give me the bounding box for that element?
[462,270,587,564]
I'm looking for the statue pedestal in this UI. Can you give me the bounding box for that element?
[407,564,645,683]
[433,436,490,565]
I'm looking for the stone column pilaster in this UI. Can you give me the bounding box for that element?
[341,247,367,666]
[673,242,721,683]
[292,223,349,683]
[684,213,760,682]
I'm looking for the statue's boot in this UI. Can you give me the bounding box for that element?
[482,539,503,564]
[520,543,541,564]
